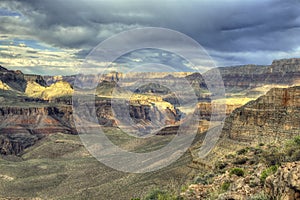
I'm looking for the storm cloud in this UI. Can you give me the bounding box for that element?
[1,0,300,70]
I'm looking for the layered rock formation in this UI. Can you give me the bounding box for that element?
[41,58,300,94]
[0,105,76,155]
[222,86,300,143]
[94,95,182,131]
[1,58,300,155]
[196,102,240,120]
[216,58,300,89]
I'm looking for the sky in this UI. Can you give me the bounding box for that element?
[0,0,300,75]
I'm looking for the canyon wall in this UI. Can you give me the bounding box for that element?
[216,58,300,89]
[222,86,300,143]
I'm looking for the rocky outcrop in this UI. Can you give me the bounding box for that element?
[0,107,75,130]
[25,81,73,100]
[222,86,300,143]
[134,83,171,94]
[266,162,300,200]
[94,95,182,128]
[24,74,47,86]
[0,65,27,92]
[0,133,42,155]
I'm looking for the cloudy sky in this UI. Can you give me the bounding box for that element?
[0,0,300,75]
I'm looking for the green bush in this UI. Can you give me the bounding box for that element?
[221,182,230,191]
[260,165,278,184]
[229,168,245,177]
[293,136,300,145]
[180,185,188,192]
[284,136,300,162]
[144,189,179,200]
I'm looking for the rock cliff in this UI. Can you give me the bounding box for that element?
[0,65,27,92]
[214,58,300,89]
[0,105,76,155]
[222,86,300,143]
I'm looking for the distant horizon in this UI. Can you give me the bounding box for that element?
[1,56,300,76]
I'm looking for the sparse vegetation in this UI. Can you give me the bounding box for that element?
[193,173,214,185]
[215,161,228,170]
[260,165,278,184]
[221,181,231,191]
[230,168,245,177]
[284,136,300,162]
[237,148,248,155]
[180,185,189,193]
[144,189,180,200]
[293,136,300,145]
[233,157,248,165]
[262,146,284,166]
[249,192,270,200]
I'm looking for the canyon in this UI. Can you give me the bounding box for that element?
[0,58,299,199]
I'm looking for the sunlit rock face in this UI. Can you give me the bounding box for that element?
[25,81,74,100]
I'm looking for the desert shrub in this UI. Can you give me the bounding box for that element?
[144,189,179,200]
[225,154,235,159]
[260,165,278,184]
[221,181,230,191]
[291,149,300,161]
[193,173,214,185]
[233,157,248,165]
[249,180,259,188]
[180,185,188,192]
[237,148,248,155]
[293,136,300,145]
[249,192,270,200]
[284,136,300,162]
[253,148,263,155]
[248,159,257,165]
[229,168,245,177]
[258,143,265,147]
[262,147,284,166]
[215,161,228,170]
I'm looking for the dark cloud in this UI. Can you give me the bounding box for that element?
[113,48,194,72]
[1,0,300,67]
